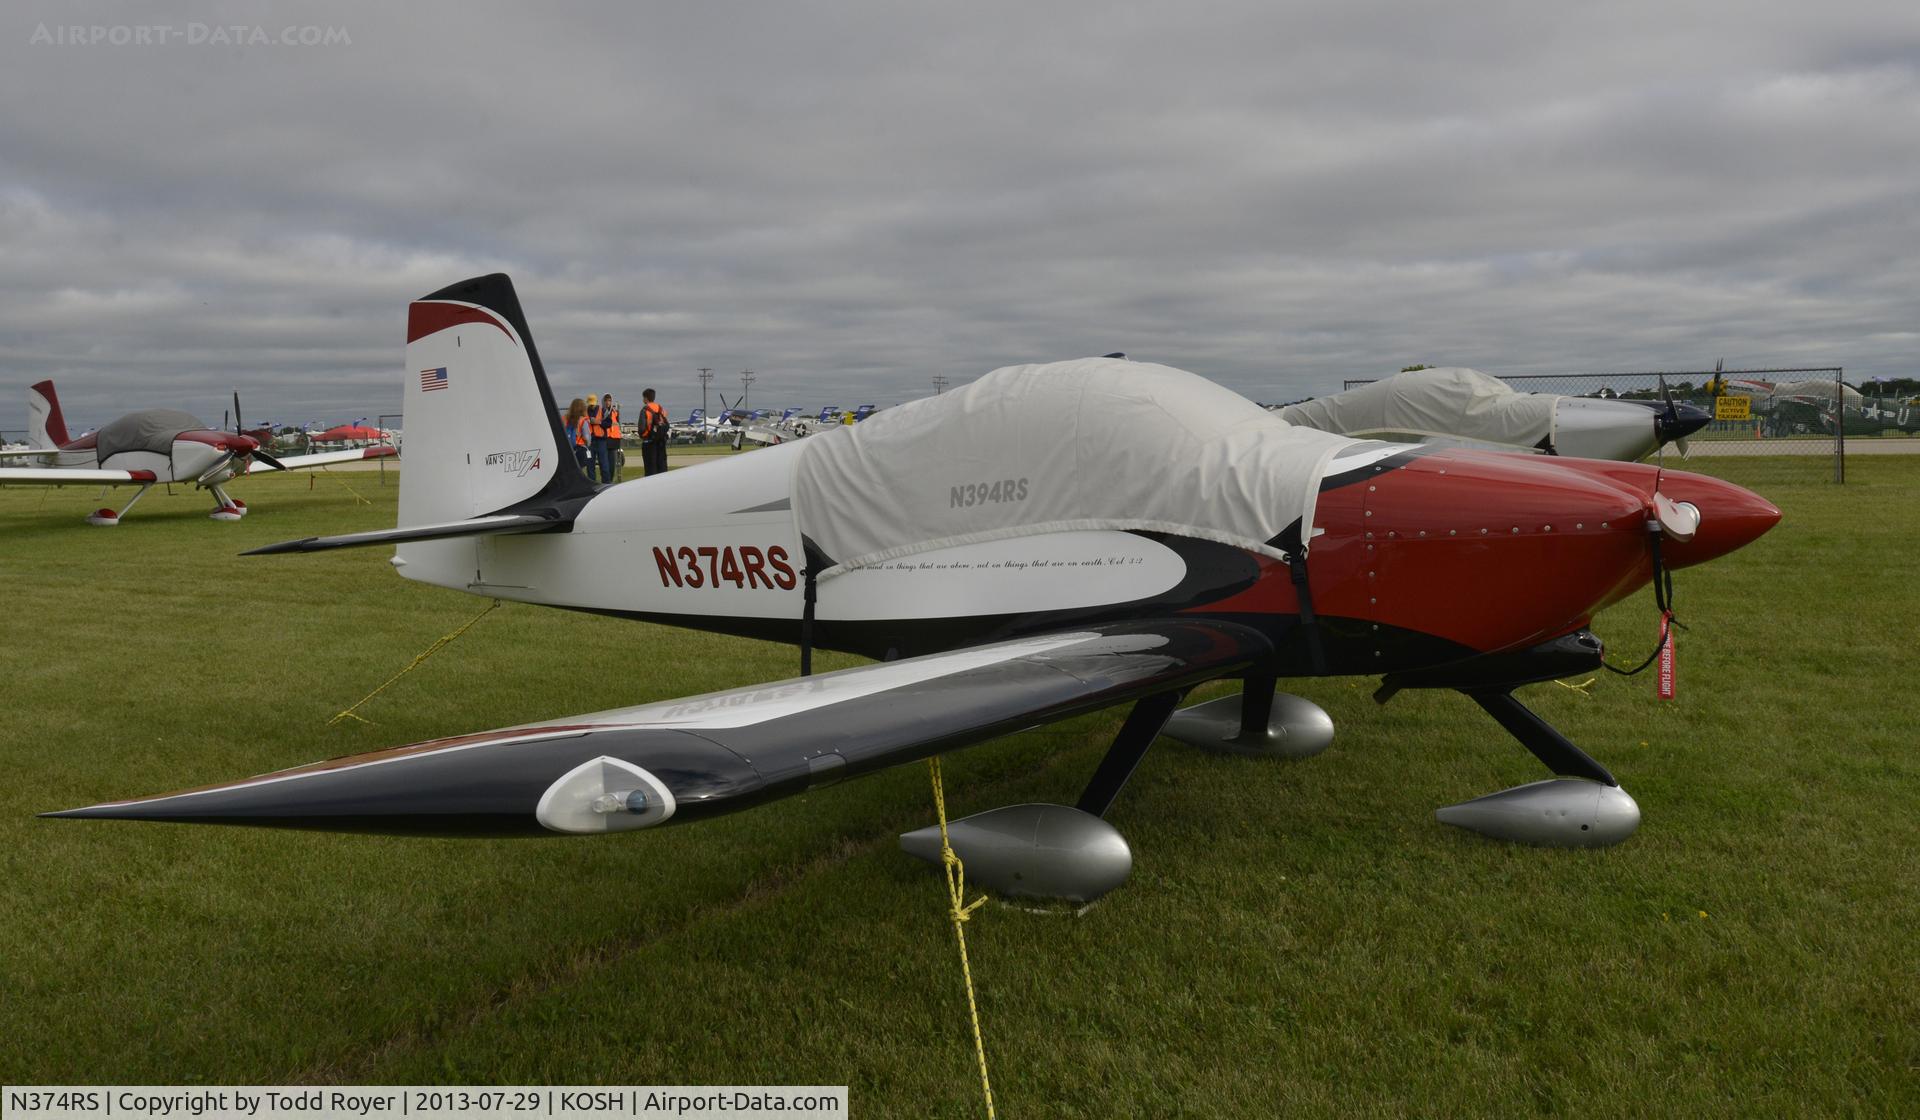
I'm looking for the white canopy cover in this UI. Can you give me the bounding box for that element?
[1278,367,1556,450]
[791,358,1355,576]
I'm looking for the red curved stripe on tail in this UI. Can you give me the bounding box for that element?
[30,379,69,446]
[406,301,516,345]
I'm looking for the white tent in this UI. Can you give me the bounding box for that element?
[792,358,1355,577]
[1278,367,1556,450]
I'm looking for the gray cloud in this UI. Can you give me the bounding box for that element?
[2,0,1915,431]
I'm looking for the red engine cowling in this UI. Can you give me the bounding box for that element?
[1309,450,1778,658]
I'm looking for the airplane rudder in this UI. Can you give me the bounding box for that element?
[400,274,591,525]
[28,380,69,447]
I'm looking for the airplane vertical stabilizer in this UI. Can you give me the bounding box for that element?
[399,274,593,527]
[28,380,69,448]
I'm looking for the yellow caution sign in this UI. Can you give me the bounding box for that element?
[1714,395,1751,420]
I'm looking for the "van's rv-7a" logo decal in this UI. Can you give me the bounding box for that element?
[654,545,798,590]
[484,449,542,477]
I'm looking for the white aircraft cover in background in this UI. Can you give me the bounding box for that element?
[1277,367,1710,461]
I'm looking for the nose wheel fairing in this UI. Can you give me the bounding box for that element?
[1436,779,1641,847]
[207,483,247,520]
[1371,627,1643,847]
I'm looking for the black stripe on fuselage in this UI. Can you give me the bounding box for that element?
[558,532,1475,673]
[1317,445,1437,493]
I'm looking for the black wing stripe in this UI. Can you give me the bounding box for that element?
[45,620,1269,836]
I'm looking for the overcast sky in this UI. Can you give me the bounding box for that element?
[2,1,1915,431]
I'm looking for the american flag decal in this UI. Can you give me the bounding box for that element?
[419,367,449,392]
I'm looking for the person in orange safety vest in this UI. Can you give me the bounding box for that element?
[566,397,592,480]
[590,392,620,483]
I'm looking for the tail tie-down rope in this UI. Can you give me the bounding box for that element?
[328,599,502,726]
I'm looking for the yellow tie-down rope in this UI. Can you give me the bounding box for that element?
[926,755,997,1119]
[313,467,374,505]
[328,599,502,726]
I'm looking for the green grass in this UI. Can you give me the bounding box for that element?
[1,458,1915,1115]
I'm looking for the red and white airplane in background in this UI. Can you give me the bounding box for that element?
[308,422,395,446]
[0,381,397,525]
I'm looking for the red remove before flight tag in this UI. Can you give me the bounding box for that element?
[1656,611,1676,700]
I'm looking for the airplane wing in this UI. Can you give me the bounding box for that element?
[246,445,397,473]
[45,620,1270,836]
[0,466,156,485]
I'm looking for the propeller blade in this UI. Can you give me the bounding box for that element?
[195,451,238,486]
[233,391,243,434]
[252,449,289,471]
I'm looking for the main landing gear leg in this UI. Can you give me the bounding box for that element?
[86,483,153,526]
[1161,671,1335,758]
[1075,689,1182,817]
[899,691,1183,903]
[1435,689,1641,848]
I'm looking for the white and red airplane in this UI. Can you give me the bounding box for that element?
[49,275,1780,902]
[0,381,398,525]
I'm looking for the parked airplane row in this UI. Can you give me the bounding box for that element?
[665,402,878,445]
[49,274,1781,905]
[1718,375,1920,437]
[0,381,396,524]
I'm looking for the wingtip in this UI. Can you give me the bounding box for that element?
[40,804,132,820]
[242,538,313,556]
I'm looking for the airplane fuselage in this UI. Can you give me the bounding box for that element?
[43,428,254,485]
[395,440,1778,677]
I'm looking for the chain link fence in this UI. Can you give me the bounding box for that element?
[1343,367,1881,482]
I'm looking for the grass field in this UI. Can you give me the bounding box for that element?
[2,457,1915,1116]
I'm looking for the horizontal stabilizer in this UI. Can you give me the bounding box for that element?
[245,511,568,555]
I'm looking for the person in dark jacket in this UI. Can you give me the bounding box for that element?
[640,388,670,476]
